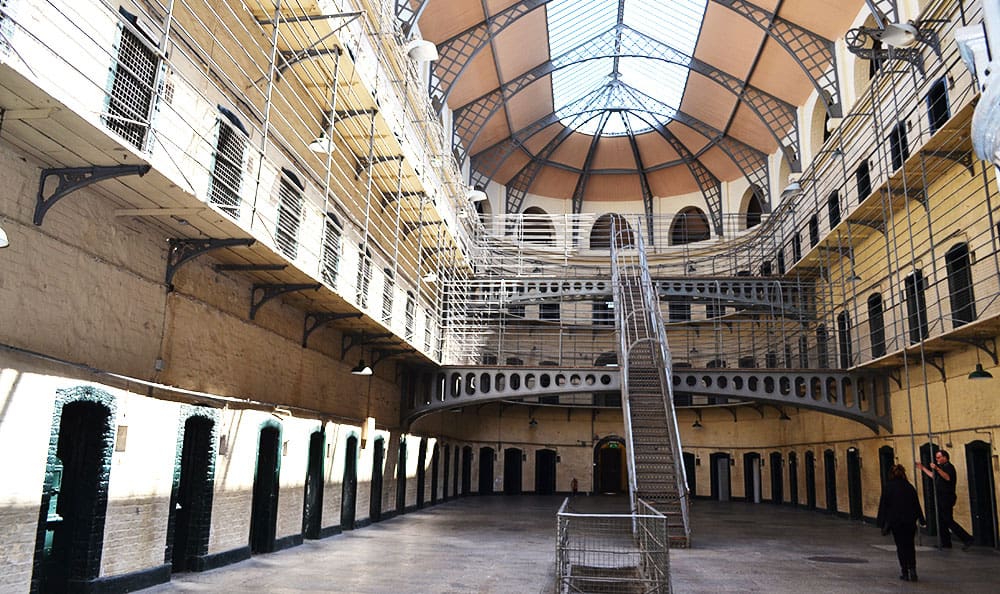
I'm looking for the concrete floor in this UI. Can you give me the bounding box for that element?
[145,496,997,593]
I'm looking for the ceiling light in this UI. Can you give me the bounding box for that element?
[468,189,488,203]
[692,418,702,428]
[351,359,373,375]
[0,225,8,248]
[968,363,993,380]
[876,22,919,48]
[308,135,336,154]
[529,418,538,428]
[405,39,439,62]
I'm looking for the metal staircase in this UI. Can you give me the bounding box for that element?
[611,223,691,548]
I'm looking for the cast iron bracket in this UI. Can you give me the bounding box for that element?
[166,238,255,290]
[341,332,394,359]
[250,283,321,320]
[302,312,362,347]
[35,164,151,226]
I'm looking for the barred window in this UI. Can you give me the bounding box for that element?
[405,291,415,340]
[209,107,248,219]
[356,245,372,308]
[424,315,433,353]
[382,268,394,324]
[275,169,303,260]
[321,214,341,286]
[904,270,928,343]
[105,10,160,151]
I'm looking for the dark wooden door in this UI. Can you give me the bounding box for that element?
[250,426,280,553]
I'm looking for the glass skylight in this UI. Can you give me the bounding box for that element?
[547,0,707,136]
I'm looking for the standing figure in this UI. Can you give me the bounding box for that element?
[877,465,926,581]
[917,449,974,550]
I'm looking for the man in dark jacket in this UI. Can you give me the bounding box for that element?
[917,449,974,550]
[878,464,926,581]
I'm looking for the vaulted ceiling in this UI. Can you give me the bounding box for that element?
[401,0,870,217]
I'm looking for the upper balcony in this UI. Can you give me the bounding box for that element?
[0,0,477,365]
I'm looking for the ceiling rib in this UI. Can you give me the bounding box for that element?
[621,114,655,244]
[452,24,799,169]
[710,0,843,117]
[570,111,612,215]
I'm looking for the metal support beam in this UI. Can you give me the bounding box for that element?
[166,238,255,290]
[250,283,321,320]
[373,347,416,368]
[35,164,151,226]
[303,311,363,347]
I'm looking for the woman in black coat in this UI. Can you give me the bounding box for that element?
[877,464,926,581]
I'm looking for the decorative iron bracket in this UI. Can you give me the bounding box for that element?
[35,164,151,226]
[381,190,425,206]
[372,348,415,368]
[250,283,321,320]
[302,312,362,347]
[922,150,975,177]
[943,336,998,364]
[845,20,945,75]
[341,332,394,359]
[166,238,255,290]
[817,246,853,259]
[403,220,444,237]
[847,219,886,234]
[922,352,947,383]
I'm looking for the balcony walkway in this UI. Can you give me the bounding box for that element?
[144,495,998,593]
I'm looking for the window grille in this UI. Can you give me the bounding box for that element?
[827,191,840,228]
[792,232,802,261]
[592,300,614,325]
[816,325,829,368]
[808,215,819,247]
[539,303,560,320]
[209,111,248,219]
[405,292,415,340]
[382,268,394,324]
[668,301,691,322]
[321,214,341,286]
[105,16,160,151]
[423,315,433,353]
[356,246,371,308]
[275,170,303,260]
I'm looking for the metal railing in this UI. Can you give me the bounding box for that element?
[556,498,670,594]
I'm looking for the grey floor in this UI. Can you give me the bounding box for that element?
[146,495,998,593]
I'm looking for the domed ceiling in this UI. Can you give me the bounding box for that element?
[403,0,868,223]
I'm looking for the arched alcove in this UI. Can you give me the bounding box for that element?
[521,206,555,245]
[740,186,767,230]
[669,207,710,245]
[590,213,635,249]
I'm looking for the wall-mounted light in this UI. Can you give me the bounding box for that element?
[351,359,373,375]
[308,135,336,154]
[969,363,993,380]
[468,189,488,203]
[529,418,538,428]
[361,416,376,447]
[0,224,9,248]
[405,39,439,62]
[692,410,703,429]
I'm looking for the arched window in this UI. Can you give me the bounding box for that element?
[356,245,372,308]
[816,325,829,369]
[888,121,909,171]
[904,270,928,344]
[522,207,555,245]
[926,77,950,134]
[808,215,819,247]
[855,160,872,203]
[945,243,976,327]
[792,232,802,262]
[670,207,710,245]
[837,311,852,368]
[867,293,886,358]
[827,191,840,228]
[276,168,304,260]
[590,214,635,249]
[381,268,394,324]
[742,187,766,229]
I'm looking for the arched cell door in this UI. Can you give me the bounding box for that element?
[341,435,358,529]
[710,452,731,501]
[430,444,439,504]
[593,437,627,494]
[504,448,523,495]
[169,412,216,573]
[369,438,384,523]
[250,423,281,554]
[769,452,783,504]
[846,447,863,520]
[965,441,998,546]
[743,452,762,503]
[878,445,895,491]
[479,447,495,494]
[302,430,325,539]
[823,449,838,513]
[416,438,427,508]
[34,396,116,592]
[535,449,558,494]
[788,452,799,506]
[919,442,941,536]
[804,451,817,510]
